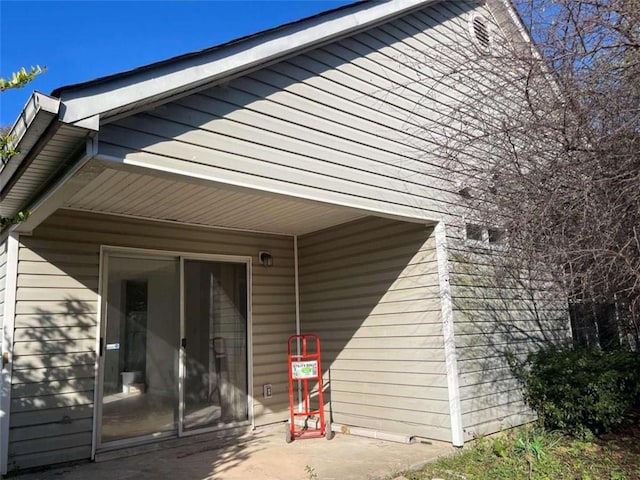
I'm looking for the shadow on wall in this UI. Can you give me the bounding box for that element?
[9,298,97,471]
[448,247,570,438]
[296,217,446,440]
[7,223,261,476]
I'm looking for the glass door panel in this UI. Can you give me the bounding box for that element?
[183,260,248,431]
[101,255,180,443]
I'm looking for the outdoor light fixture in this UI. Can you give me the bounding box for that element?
[258,251,273,267]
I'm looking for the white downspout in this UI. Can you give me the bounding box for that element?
[435,222,464,447]
[294,235,301,337]
[293,235,303,410]
[1,231,20,475]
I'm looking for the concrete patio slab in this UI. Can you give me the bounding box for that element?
[9,424,454,480]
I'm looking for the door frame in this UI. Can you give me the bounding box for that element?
[92,246,253,455]
[178,253,254,437]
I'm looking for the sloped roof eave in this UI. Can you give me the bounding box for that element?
[54,0,440,125]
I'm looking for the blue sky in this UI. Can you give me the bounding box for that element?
[0,0,355,126]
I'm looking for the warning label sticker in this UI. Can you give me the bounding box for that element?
[291,360,318,379]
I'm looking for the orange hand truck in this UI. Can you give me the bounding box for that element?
[286,334,332,442]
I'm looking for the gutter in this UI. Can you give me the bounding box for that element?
[0,92,60,195]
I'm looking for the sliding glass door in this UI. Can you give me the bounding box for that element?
[182,260,248,431]
[100,255,180,444]
[99,251,250,447]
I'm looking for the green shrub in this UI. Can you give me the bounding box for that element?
[511,345,640,436]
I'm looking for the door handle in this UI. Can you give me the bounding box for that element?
[181,338,187,349]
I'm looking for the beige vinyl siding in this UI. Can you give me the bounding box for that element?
[96,1,495,225]
[447,240,570,439]
[5,0,564,459]
[7,209,295,471]
[298,217,450,441]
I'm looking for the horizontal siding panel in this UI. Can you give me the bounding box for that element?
[12,365,96,385]
[332,401,450,426]
[337,414,452,442]
[254,411,288,427]
[8,445,92,471]
[301,284,440,304]
[459,378,525,402]
[311,323,443,339]
[9,432,93,457]
[114,112,448,205]
[9,418,93,443]
[13,338,95,356]
[15,301,97,315]
[9,405,93,429]
[12,378,96,399]
[17,261,98,277]
[99,125,446,218]
[326,347,444,363]
[329,370,447,388]
[299,228,434,259]
[12,352,96,370]
[252,362,287,378]
[461,402,532,430]
[330,358,447,375]
[16,287,97,302]
[304,310,442,327]
[330,380,449,402]
[333,392,450,415]
[300,273,439,296]
[18,249,99,264]
[11,391,93,413]
[460,389,527,415]
[17,275,99,289]
[302,299,441,317]
[14,326,96,341]
[302,293,439,313]
[13,313,97,329]
[299,258,438,284]
[322,336,444,350]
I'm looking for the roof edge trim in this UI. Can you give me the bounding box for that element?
[0,92,60,194]
[57,0,437,124]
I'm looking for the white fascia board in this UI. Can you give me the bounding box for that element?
[58,0,437,124]
[0,92,60,191]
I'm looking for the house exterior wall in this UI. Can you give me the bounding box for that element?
[298,217,451,441]
[2,0,571,470]
[446,241,570,439]
[97,1,485,224]
[91,0,570,443]
[7,209,296,471]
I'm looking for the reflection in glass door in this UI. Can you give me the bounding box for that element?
[100,255,180,444]
[183,260,248,431]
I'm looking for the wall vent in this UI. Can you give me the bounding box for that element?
[471,15,491,52]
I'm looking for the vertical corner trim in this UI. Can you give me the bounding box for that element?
[435,222,464,446]
[1,232,19,474]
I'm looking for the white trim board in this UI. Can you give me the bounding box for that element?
[435,222,464,446]
[1,232,19,475]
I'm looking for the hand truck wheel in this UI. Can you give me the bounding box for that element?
[285,422,294,443]
[325,420,333,440]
